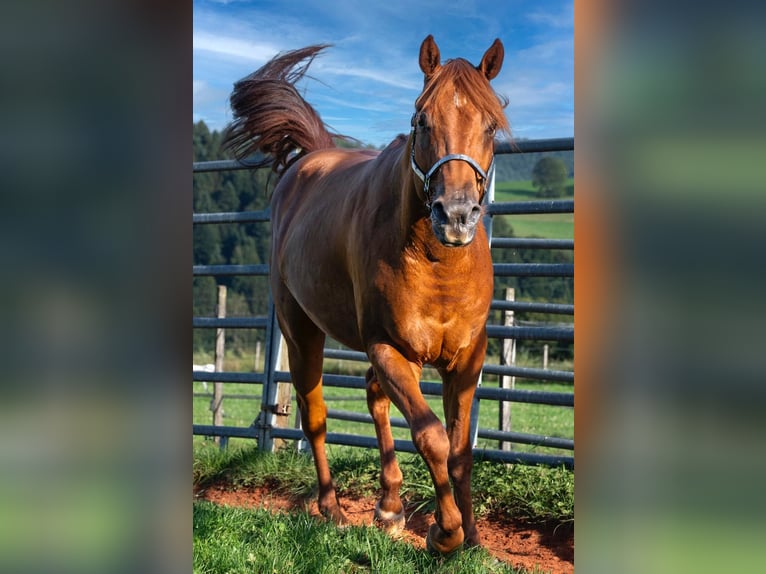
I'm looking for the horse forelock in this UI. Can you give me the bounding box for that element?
[415,58,509,134]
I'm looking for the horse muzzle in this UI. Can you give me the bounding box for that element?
[430,197,482,246]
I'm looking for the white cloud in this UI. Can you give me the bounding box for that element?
[526,2,573,29]
[193,31,277,63]
[320,64,420,91]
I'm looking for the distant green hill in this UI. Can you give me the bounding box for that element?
[494,142,573,182]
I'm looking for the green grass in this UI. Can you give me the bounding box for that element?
[193,445,573,525]
[492,179,573,240]
[194,500,533,574]
[193,445,572,573]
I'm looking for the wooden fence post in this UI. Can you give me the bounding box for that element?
[543,344,549,370]
[272,336,293,451]
[254,340,262,371]
[212,285,226,447]
[500,287,516,451]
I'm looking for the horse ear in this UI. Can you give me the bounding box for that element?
[478,38,504,80]
[419,35,441,79]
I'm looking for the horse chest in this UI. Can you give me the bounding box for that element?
[380,261,488,364]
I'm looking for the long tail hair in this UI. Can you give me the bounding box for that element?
[223,45,339,174]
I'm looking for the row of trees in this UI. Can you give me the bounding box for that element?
[193,121,573,360]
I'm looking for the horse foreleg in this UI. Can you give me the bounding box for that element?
[365,367,405,534]
[367,343,464,555]
[440,333,488,548]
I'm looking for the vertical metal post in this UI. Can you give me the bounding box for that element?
[259,297,295,452]
[469,163,497,448]
[259,297,282,451]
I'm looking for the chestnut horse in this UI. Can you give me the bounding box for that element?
[224,35,509,555]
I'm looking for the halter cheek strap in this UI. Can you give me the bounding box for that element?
[409,114,495,209]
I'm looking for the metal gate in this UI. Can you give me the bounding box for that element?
[193,137,574,469]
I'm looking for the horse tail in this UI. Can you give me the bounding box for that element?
[223,45,340,175]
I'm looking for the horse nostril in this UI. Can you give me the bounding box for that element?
[432,199,481,225]
[431,200,448,222]
[456,202,481,225]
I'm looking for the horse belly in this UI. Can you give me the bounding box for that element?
[292,276,364,351]
[273,203,364,351]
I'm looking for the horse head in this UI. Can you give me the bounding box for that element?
[410,35,509,246]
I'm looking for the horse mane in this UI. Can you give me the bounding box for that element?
[223,45,344,174]
[416,58,510,136]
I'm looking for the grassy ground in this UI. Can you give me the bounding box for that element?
[194,500,533,573]
[193,444,573,574]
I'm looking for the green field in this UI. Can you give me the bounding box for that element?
[492,179,573,240]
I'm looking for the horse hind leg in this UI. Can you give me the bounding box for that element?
[277,299,347,525]
[365,367,405,535]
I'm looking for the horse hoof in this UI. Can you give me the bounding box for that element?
[425,523,464,557]
[320,505,349,527]
[373,501,406,536]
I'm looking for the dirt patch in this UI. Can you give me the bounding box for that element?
[195,482,573,574]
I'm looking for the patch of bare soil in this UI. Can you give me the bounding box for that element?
[194,482,573,574]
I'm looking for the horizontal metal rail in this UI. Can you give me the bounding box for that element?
[493,263,573,277]
[482,364,574,383]
[194,392,261,400]
[192,154,269,173]
[192,424,573,468]
[475,386,573,406]
[326,408,573,451]
[271,370,573,405]
[487,199,573,215]
[293,351,575,384]
[192,371,265,384]
[476,429,574,451]
[490,237,573,250]
[191,138,574,174]
[193,264,270,276]
[486,324,573,342]
[493,138,574,155]
[193,210,270,224]
[193,316,268,329]
[490,300,574,315]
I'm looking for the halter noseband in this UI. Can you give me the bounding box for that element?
[409,112,495,209]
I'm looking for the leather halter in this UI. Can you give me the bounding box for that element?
[409,112,495,210]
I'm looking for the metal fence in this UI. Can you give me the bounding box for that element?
[193,137,574,469]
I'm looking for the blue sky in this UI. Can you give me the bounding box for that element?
[193,0,573,147]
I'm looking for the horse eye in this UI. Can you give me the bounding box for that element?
[486,122,497,136]
[417,113,429,130]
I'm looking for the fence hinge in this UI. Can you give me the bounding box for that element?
[263,403,291,417]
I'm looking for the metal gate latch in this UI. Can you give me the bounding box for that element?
[268,403,291,417]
